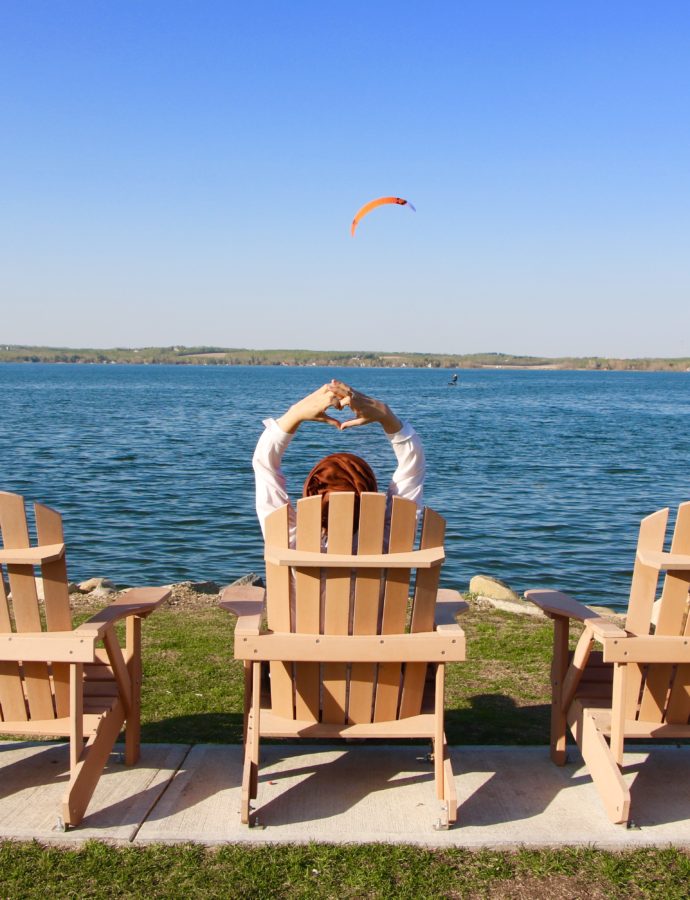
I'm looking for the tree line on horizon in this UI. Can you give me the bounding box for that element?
[1,344,689,372]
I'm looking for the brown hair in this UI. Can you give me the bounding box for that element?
[303,452,378,529]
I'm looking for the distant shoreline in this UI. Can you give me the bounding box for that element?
[1,345,689,373]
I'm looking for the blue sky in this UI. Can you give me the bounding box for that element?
[2,1,689,356]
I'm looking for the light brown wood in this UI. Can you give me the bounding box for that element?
[401,508,446,719]
[636,550,690,570]
[0,571,27,722]
[264,504,294,719]
[322,492,355,724]
[0,632,97,662]
[265,546,444,568]
[258,709,438,739]
[569,701,631,824]
[550,616,570,764]
[434,663,445,799]
[0,491,167,827]
[227,493,462,828]
[69,663,84,771]
[236,631,465,662]
[526,502,690,826]
[603,635,690,663]
[62,700,126,826]
[0,544,65,564]
[1,492,56,720]
[348,492,386,725]
[656,502,690,724]
[36,502,72,717]
[375,496,417,722]
[294,495,322,722]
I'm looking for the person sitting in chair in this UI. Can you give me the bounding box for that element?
[253,380,425,542]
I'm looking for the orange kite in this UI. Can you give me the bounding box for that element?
[350,196,416,236]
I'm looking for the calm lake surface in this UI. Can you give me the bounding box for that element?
[1,364,689,610]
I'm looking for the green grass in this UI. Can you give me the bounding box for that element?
[1,842,689,898]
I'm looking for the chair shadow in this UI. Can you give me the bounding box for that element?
[254,745,435,827]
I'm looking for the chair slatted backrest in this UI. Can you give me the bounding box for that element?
[623,502,690,725]
[264,492,446,724]
[0,492,72,722]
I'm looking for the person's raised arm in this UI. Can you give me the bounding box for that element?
[253,384,343,535]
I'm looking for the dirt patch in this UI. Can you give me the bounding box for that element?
[471,875,616,899]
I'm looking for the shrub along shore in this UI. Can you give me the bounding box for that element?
[2,343,690,371]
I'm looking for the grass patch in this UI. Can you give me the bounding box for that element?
[1,842,689,898]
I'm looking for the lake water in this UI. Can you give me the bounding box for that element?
[1,363,688,610]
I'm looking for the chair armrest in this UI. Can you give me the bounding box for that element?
[525,589,626,641]
[75,586,170,639]
[219,584,266,637]
[435,588,469,627]
[0,543,65,565]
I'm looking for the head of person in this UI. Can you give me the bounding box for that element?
[303,452,378,530]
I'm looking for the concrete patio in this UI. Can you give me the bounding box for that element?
[2,741,690,848]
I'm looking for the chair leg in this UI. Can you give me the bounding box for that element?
[241,662,261,825]
[62,703,126,826]
[575,706,631,825]
[442,735,458,824]
[125,616,142,766]
[550,618,569,765]
[434,664,445,800]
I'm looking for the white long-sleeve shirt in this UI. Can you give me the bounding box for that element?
[253,418,426,540]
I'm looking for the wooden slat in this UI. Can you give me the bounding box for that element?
[236,631,465,662]
[322,492,355,724]
[293,496,322,722]
[0,492,56,720]
[266,547,444,568]
[348,493,386,725]
[0,632,96,662]
[258,709,437,739]
[374,497,418,722]
[0,570,27,721]
[623,508,668,719]
[659,503,690,724]
[35,502,72,717]
[400,508,445,718]
[264,504,294,718]
[0,712,109,737]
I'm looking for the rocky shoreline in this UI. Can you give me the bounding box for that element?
[26,570,624,622]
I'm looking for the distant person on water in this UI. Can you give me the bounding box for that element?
[448,373,458,385]
[253,380,425,543]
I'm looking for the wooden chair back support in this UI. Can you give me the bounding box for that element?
[623,502,690,725]
[263,492,445,725]
[0,491,72,723]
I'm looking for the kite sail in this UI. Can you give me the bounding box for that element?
[350,196,416,236]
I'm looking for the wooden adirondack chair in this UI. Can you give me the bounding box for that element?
[221,492,467,828]
[526,501,690,825]
[0,491,169,828]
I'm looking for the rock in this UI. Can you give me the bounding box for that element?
[162,580,220,595]
[77,577,116,593]
[469,574,520,602]
[476,595,546,618]
[228,573,264,588]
